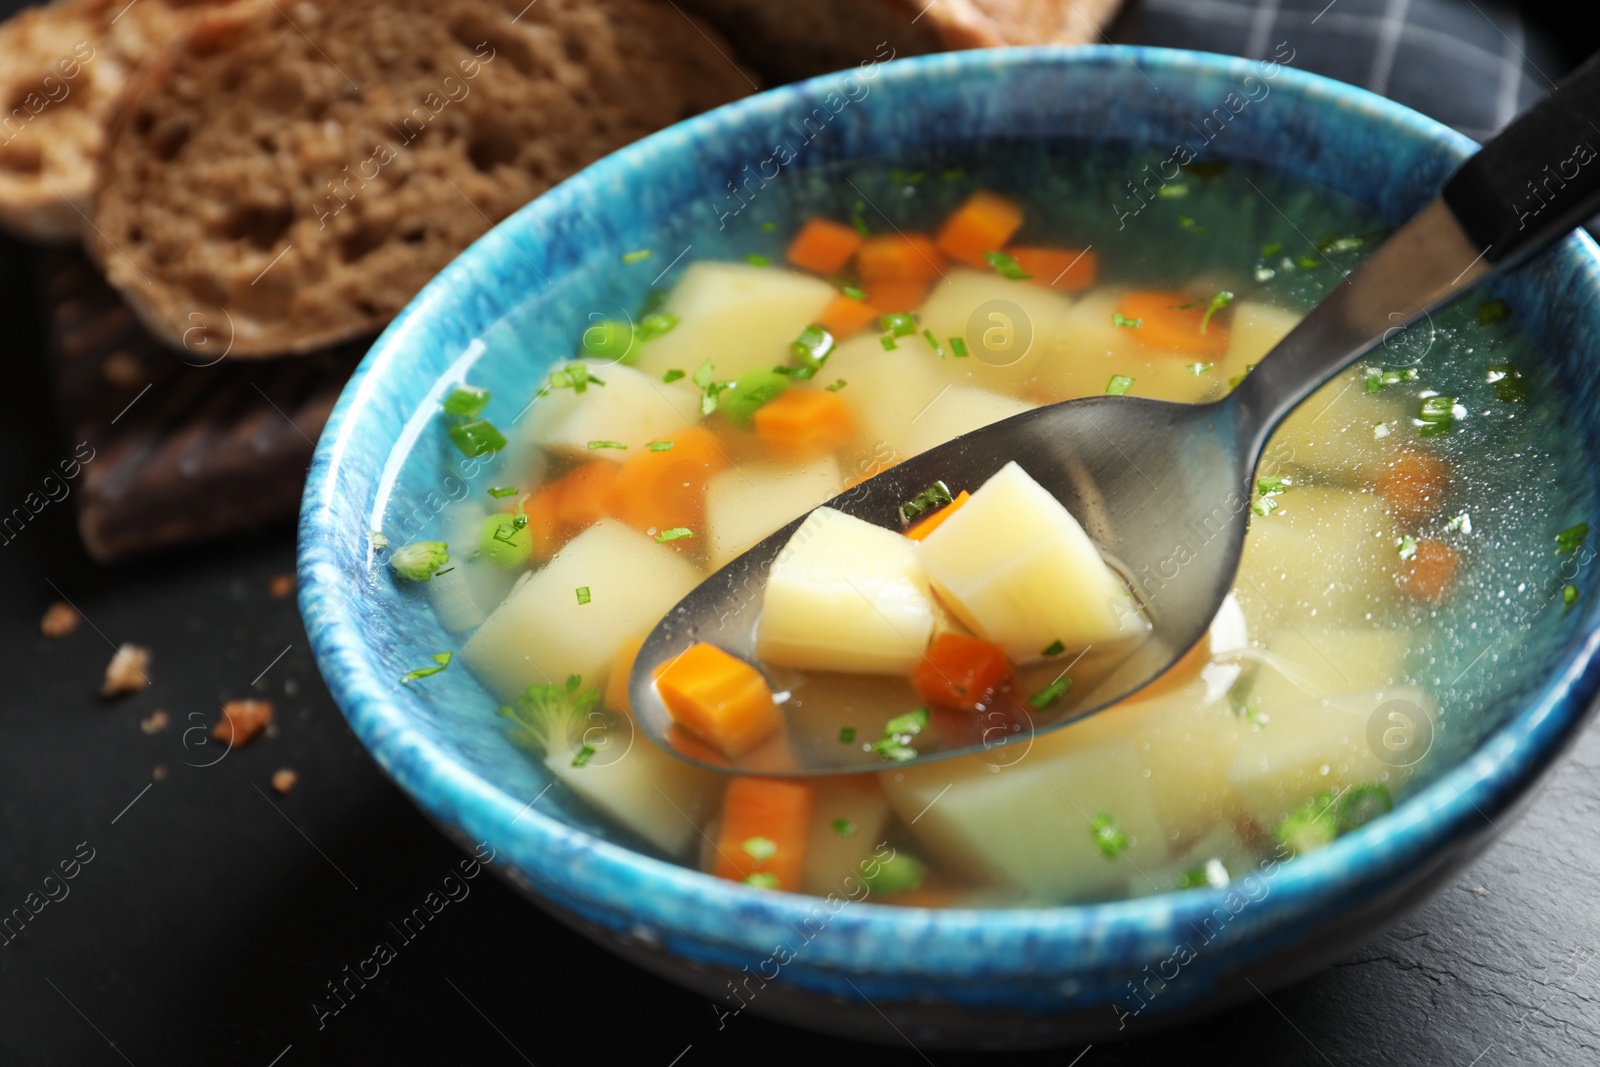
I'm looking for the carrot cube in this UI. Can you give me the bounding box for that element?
[752,388,856,460]
[712,776,814,890]
[1377,449,1450,525]
[911,633,1011,712]
[936,190,1025,268]
[786,218,863,275]
[905,490,969,541]
[856,232,945,282]
[610,427,727,538]
[1005,246,1098,291]
[552,462,621,530]
[860,279,930,313]
[1399,538,1460,603]
[657,642,782,759]
[1113,291,1231,358]
[816,294,881,339]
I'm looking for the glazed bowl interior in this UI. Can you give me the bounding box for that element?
[300,45,1600,1035]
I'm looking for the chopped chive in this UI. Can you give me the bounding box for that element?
[1105,375,1135,396]
[982,250,1030,280]
[791,324,836,368]
[1029,677,1071,709]
[1416,395,1458,436]
[1041,640,1065,657]
[1477,298,1510,325]
[850,212,870,237]
[390,541,450,581]
[880,334,898,351]
[761,221,778,232]
[545,361,604,394]
[622,249,652,264]
[1111,313,1141,328]
[901,481,954,522]
[825,378,848,392]
[833,818,856,837]
[692,360,715,389]
[1336,784,1393,833]
[842,285,867,300]
[636,287,669,318]
[1178,859,1230,889]
[1556,522,1590,555]
[1397,535,1418,561]
[1445,512,1472,534]
[1365,366,1420,393]
[662,369,685,383]
[487,486,518,498]
[442,383,490,418]
[571,744,596,767]
[1297,254,1320,269]
[1274,791,1339,855]
[838,726,856,743]
[1178,215,1206,234]
[587,440,627,450]
[1260,241,1283,257]
[637,313,681,341]
[1188,362,1213,375]
[742,836,778,862]
[369,531,389,549]
[1156,183,1189,199]
[745,872,780,889]
[1199,290,1234,334]
[950,336,969,358]
[1565,584,1579,606]
[656,527,694,543]
[879,312,917,337]
[1317,233,1366,254]
[447,419,507,457]
[871,708,929,762]
[1090,813,1127,858]
[1256,475,1287,495]
[1373,422,1391,439]
[1486,363,1527,403]
[1252,495,1279,517]
[575,586,591,605]
[648,440,674,451]
[400,651,452,683]
[922,329,945,357]
[745,253,772,267]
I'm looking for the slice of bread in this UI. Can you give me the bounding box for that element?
[89,0,755,358]
[679,0,1125,84]
[0,0,223,242]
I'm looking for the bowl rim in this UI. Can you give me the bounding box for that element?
[300,44,1600,969]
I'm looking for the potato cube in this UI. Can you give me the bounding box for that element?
[1234,486,1403,625]
[914,268,1076,390]
[757,507,937,674]
[522,364,701,462]
[546,738,724,857]
[901,385,1034,458]
[705,455,841,568]
[1246,625,1408,713]
[801,777,893,897]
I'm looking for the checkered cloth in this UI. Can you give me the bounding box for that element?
[1131,0,1567,142]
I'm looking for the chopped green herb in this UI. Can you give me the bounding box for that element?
[581,319,635,363]
[825,378,848,392]
[1041,640,1065,657]
[1090,813,1127,858]
[742,836,778,862]
[862,852,927,897]
[940,167,967,183]
[1257,475,1288,495]
[1178,859,1230,890]
[838,726,856,744]
[871,708,929,761]
[1365,366,1420,393]
[448,418,507,458]
[1445,512,1472,534]
[1252,495,1279,518]
[880,334,898,351]
[656,527,694,544]
[648,440,674,451]
[1260,241,1284,257]
[901,481,954,522]
[879,312,917,338]
[369,531,389,549]
[661,369,686,383]
[571,744,597,767]
[544,361,605,395]
[1297,254,1320,270]
[1029,676,1071,709]
[1111,312,1141,328]
[575,586,591,605]
[745,253,772,267]
[1199,290,1234,333]
[1416,395,1458,437]
[1188,362,1213,375]
[833,818,856,837]
[1565,584,1580,606]
[497,673,602,757]
[721,368,790,425]
[1336,784,1393,833]
[635,287,669,318]
[1178,215,1206,234]
[1555,522,1590,555]
[442,383,490,418]
[622,249,652,265]
[1254,266,1277,283]
[1156,183,1189,199]
[1397,534,1418,561]
[744,872,780,890]
[482,513,531,567]
[922,329,945,357]
[842,285,867,300]
[636,313,681,341]
[390,541,450,581]
[850,212,870,237]
[1274,791,1339,855]
[791,324,836,369]
[761,221,778,232]
[487,486,518,499]
[950,336,969,358]
[1105,375,1135,396]
[1373,422,1391,440]
[1477,298,1510,325]
[1486,363,1527,403]
[982,250,1031,280]
[1317,233,1366,254]
[400,651,453,683]
[587,440,627,450]
[890,167,927,185]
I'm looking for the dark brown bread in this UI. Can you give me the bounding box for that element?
[89,0,755,357]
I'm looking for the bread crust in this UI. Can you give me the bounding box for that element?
[89,0,755,358]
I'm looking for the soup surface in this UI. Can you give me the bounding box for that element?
[384,144,1593,906]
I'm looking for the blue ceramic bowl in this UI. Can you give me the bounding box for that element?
[299,46,1600,1047]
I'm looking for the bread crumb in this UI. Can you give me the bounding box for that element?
[40,602,81,638]
[271,768,298,794]
[140,709,170,734]
[284,678,300,697]
[153,765,168,780]
[213,699,273,747]
[101,644,152,697]
[103,350,145,387]
[269,573,295,598]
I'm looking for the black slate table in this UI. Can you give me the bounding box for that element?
[5,5,1600,1063]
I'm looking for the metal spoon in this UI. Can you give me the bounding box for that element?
[631,50,1600,775]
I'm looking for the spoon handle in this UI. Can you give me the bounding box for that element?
[1232,49,1600,455]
